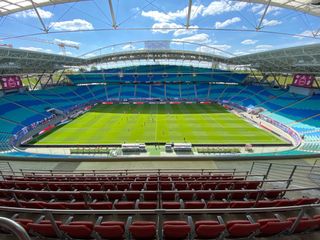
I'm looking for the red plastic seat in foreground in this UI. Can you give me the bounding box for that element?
[195,220,225,239]
[184,201,205,209]
[138,201,157,209]
[230,201,255,208]
[88,201,113,210]
[28,220,62,238]
[296,197,319,205]
[60,221,93,239]
[94,221,125,240]
[287,217,320,233]
[257,218,292,237]
[226,220,259,238]
[64,202,87,209]
[114,201,135,209]
[162,202,181,209]
[129,221,156,240]
[15,219,33,231]
[163,221,191,240]
[207,201,230,209]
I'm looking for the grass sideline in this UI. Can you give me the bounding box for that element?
[32,103,287,145]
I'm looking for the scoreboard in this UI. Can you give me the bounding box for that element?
[0,76,23,90]
[292,74,315,88]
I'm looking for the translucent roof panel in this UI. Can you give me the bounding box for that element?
[244,0,320,16]
[0,0,79,16]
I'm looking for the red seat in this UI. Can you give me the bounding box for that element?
[195,191,212,200]
[117,183,130,191]
[275,199,300,207]
[255,200,276,208]
[161,183,173,190]
[227,220,259,238]
[189,183,202,190]
[65,202,87,209]
[264,190,283,199]
[129,221,156,240]
[108,192,123,201]
[184,201,205,209]
[178,191,194,200]
[258,218,292,236]
[104,183,116,190]
[42,202,66,209]
[175,183,187,190]
[163,221,190,240]
[230,191,247,200]
[60,221,93,239]
[287,217,319,233]
[230,201,255,208]
[246,181,261,189]
[28,183,45,190]
[162,202,180,209]
[15,219,33,231]
[94,221,125,240]
[161,192,176,201]
[131,182,144,190]
[138,201,157,209]
[202,183,216,190]
[143,192,157,201]
[87,183,102,191]
[28,221,62,238]
[195,220,225,239]
[296,197,318,205]
[90,192,107,201]
[114,201,135,209]
[126,192,141,201]
[212,192,229,200]
[21,201,45,209]
[145,183,157,190]
[207,201,230,209]
[88,201,113,209]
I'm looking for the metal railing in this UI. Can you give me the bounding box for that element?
[0,217,31,240]
[250,160,320,188]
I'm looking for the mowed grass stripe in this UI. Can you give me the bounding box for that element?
[33,104,286,145]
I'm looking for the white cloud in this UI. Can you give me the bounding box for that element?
[19,47,52,53]
[122,44,136,50]
[84,53,97,58]
[141,4,204,22]
[241,39,257,45]
[262,19,282,27]
[251,4,264,13]
[196,44,232,54]
[256,45,273,49]
[215,17,241,29]
[172,33,211,44]
[59,51,72,56]
[151,22,198,36]
[295,30,317,39]
[53,39,80,48]
[14,8,53,19]
[49,19,94,31]
[257,6,281,16]
[202,1,248,16]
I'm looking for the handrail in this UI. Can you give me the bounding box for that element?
[0,186,317,195]
[0,204,319,215]
[0,178,286,184]
[0,217,31,240]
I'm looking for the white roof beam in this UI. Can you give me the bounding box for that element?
[186,0,192,29]
[256,0,272,30]
[108,0,117,29]
[30,0,48,33]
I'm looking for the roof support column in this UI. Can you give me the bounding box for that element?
[256,0,271,31]
[30,0,48,33]
[186,0,192,29]
[108,0,117,29]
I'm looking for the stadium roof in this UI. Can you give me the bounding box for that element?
[230,43,320,74]
[0,46,84,74]
[1,43,319,75]
[0,0,319,16]
[0,0,79,16]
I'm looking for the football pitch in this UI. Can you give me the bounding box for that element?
[32,103,286,145]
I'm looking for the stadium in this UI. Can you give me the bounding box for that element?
[0,0,320,239]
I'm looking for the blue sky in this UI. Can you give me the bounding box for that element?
[0,0,319,58]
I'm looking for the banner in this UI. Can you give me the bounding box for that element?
[1,76,23,90]
[292,74,315,88]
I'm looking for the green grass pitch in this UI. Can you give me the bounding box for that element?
[32,103,286,145]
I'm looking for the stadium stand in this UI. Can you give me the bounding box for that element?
[0,167,319,239]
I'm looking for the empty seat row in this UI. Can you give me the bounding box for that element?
[9,216,320,239]
[1,197,317,210]
[0,188,287,202]
[4,174,244,182]
[0,180,262,191]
